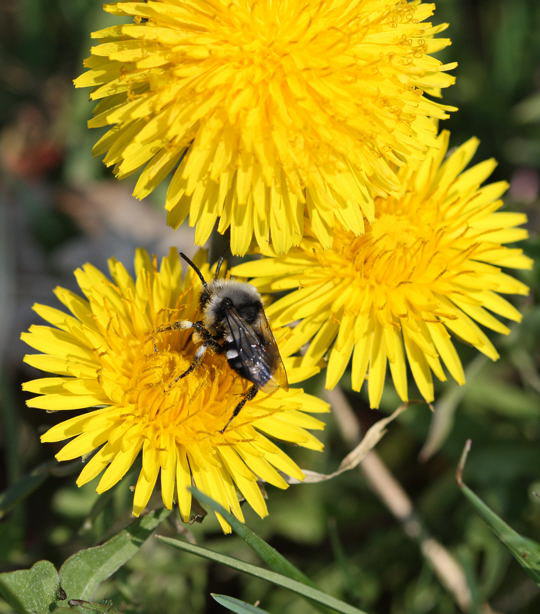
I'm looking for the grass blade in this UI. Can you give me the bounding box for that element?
[158,536,369,614]
[211,594,270,613]
[190,487,314,586]
[457,441,540,585]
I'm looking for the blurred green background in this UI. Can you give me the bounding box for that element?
[0,1,539,612]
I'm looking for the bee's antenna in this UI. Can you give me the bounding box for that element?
[179,252,207,288]
[214,257,225,280]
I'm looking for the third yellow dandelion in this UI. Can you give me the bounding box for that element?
[75,0,456,255]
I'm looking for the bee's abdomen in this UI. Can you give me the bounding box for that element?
[224,340,272,387]
[226,348,251,381]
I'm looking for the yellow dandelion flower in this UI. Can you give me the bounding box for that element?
[21,249,327,532]
[233,131,533,407]
[75,0,456,255]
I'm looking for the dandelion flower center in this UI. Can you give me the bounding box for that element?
[332,203,447,290]
[127,332,251,442]
[368,214,431,251]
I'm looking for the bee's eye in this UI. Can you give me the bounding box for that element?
[237,302,261,324]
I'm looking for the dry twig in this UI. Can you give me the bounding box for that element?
[325,387,473,612]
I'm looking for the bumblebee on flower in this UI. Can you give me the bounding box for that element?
[155,252,289,433]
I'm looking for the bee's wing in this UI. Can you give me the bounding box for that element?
[256,308,288,393]
[224,307,288,392]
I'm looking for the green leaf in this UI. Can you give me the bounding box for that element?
[0,560,60,614]
[457,441,540,585]
[158,536,369,614]
[211,594,270,613]
[60,508,170,600]
[190,487,314,586]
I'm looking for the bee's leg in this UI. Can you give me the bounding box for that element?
[190,323,226,354]
[153,320,195,352]
[220,384,258,433]
[174,344,208,381]
[156,320,195,333]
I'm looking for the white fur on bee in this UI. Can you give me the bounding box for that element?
[226,349,239,359]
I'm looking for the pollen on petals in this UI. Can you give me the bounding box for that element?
[21,249,328,532]
[233,131,532,407]
[76,0,456,254]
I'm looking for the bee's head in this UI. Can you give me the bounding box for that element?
[179,252,262,326]
[204,280,262,324]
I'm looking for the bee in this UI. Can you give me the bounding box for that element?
[156,252,288,432]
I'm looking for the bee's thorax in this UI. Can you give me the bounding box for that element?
[201,280,262,331]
